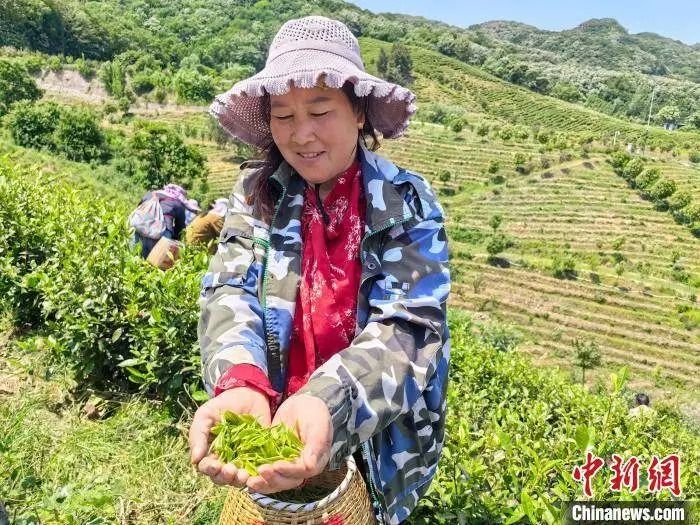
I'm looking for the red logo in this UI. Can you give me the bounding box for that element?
[573,453,682,497]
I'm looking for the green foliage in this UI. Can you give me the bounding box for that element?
[486,232,511,261]
[634,167,660,190]
[487,159,500,174]
[609,151,631,174]
[411,313,700,525]
[657,104,681,125]
[173,68,215,103]
[437,170,452,183]
[0,59,42,115]
[386,43,413,85]
[647,178,676,201]
[689,151,700,163]
[99,60,125,98]
[550,252,577,279]
[621,157,645,181]
[449,227,485,245]
[668,190,691,210]
[550,81,580,102]
[0,159,209,405]
[54,106,108,162]
[7,100,61,151]
[376,47,388,77]
[8,101,108,163]
[489,214,503,232]
[572,338,602,385]
[120,121,208,194]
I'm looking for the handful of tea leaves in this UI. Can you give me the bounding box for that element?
[210,411,303,475]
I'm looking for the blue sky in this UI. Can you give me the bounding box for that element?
[347,0,699,45]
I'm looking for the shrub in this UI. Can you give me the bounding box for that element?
[74,57,95,79]
[487,160,500,174]
[634,167,660,190]
[551,252,577,279]
[477,322,522,353]
[131,72,156,94]
[174,69,215,103]
[647,178,676,201]
[689,151,700,164]
[513,152,527,168]
[0,159,209,405]
[54,106,108,162]
[7,100,61,151]
[437,170,452,183]
[622,158,645,181]
[608,151,630,174]
[486,232,511,261]
[668,191,691,210]
[0,59,42,115]
[572,339,601,385]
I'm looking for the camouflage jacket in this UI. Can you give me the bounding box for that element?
[198,145,451,524]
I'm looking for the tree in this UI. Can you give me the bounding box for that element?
[386,43,413,85]
[573,338,602,386]
[54,107,107,162]
[376,47,388,78]
[0,60,42,115]
[122,122,207,191]
[173,68,215,103]
[657,105,681,126]
[7,101,61,151]
[688,111,700,130]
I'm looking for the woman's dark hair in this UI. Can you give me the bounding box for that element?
[247,82,381,223]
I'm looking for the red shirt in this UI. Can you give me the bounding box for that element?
[214,160,365,409]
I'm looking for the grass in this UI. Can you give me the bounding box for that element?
[0,324,228,525]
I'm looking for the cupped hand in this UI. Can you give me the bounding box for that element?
[188,387,271,487]
[246,393,333,494]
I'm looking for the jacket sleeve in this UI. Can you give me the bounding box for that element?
[297,214,450,468]
[197,172,271,395]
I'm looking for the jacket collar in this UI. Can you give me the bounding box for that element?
[270,142,413,233]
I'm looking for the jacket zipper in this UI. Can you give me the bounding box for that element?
[360,216,412,265]
[356,216,410,524]
[261,178,287,391]
[361,440,386,524]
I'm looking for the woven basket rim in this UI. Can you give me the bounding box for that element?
[247,455,357,513]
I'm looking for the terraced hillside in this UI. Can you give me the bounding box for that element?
[647,158,700,200]
[441,157,699,407]
[360,38,700,150]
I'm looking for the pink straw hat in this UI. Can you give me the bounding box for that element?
[209,15,417,148]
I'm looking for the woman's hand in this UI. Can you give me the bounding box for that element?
[188,387,271,487]
[246,394,333,494]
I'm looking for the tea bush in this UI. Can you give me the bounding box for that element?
[409,312,700,525]
[0,158,209,406]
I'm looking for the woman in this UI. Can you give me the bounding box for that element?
[132,183,190,258]
[185,198,229,253]
[189,16,450,525]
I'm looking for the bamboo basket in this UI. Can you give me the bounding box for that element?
[145,237,181,270]
[218,455,376,525]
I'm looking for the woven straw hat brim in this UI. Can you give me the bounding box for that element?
[209,48,416,148]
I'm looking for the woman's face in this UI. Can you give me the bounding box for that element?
[269,85,364,186]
